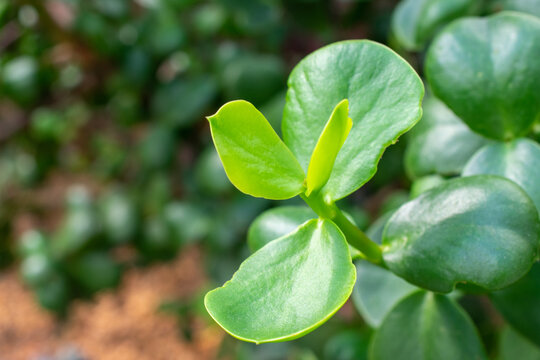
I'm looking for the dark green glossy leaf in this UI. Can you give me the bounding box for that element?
[352,212,418,327]
[498,325,540,360]
[405,96,489,178]
[353,261,418,328]
[425,12,540,140]
[306,99,352,196]
[391,0,478,51]
[463,138,540,212]
[283,40,424,201]
[370,292,487,360]
[247,206,315,252]
[208,100,305,200]
[491,262,540,347]
[383,175,540,293]
[205,219,356,344]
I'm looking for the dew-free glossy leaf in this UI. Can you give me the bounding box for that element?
[463,138,540,213]
[205,219,356,344]
[405,96,489,179]
[247,206,315,252]
[370,292,487,360]
[425,12,540,140]
[283,40,424,201]
[391,0,478,51]
[353,261,418,328]
[208,100,305,200]
[498,325,540,360]
[306,99,352,196]
[382,175,540,293]
[352,212,418,328]
[491,262,540,347]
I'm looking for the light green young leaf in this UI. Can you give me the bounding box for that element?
[306,99,352,196]
[382,175,540,293]
[208,100,305,200]
[283,40,424,201]
[425,12,540,140]
[370,292,487,360]
[205,219,356,344]
[463,138,540,213]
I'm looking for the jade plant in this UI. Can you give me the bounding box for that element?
[203,11,540,358]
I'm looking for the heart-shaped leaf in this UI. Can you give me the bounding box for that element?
[491,262,540,347]
[247,206,315,252]
[425,12,540,140]
[370,292,487,360]
[306,99,352,197]
[283,40,424,201]
[205,219,356,343]
[208,100,305,200]
[498,325,540,360]
[463,138,540,213]
[405,96,489,179]
[382,175,540,293]
[391,0,478,51]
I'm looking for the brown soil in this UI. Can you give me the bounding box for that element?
[0,246,223,360]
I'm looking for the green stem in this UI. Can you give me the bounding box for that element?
[301,192,383,265]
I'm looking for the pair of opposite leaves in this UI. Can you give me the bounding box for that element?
[204,35,540,345]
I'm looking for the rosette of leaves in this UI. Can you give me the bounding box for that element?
[365,10,540,359]
[203,35,540,360]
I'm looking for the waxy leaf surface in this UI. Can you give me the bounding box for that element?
[205,219,356,343]
[425,12,540,140]
[382,176,540,293]
[283,40,424,201]
[370,292,487,360]
[391,0,477,51]
[491,262,540,347]
[247,206,315,252]
[463,138,540,213]
[208,100,305,200]
[405,96,489,178]
[306,99,352,196]
[352,211,418,328]
[353,261,418,328]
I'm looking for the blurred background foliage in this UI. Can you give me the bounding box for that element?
[0,0,538,359]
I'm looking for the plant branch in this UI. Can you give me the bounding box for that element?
[301,191,384,265]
